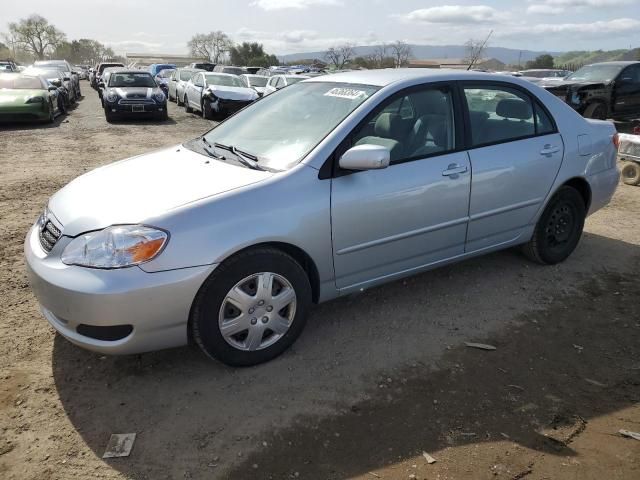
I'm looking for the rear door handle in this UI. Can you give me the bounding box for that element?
[442,164,468,177]
[540,145,561,156]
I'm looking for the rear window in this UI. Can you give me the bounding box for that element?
[0,75,43,89]
[247,76,267,87]
[99,63,124,74]
[180,71,195,81]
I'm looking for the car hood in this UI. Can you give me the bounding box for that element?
[541,79,609,90]
[207,85,258,101]
[48,145,273,236]
[0,89,45,104]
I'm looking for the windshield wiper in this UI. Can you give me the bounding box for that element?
[214,142,265,171]
[201,137,226,159]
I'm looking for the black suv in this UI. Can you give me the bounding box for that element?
[542,61,640,121]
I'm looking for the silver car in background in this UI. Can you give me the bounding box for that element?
[168,68,202,105]
[240,74,269,97]
[25,69,619,366]
[263,74,309,96]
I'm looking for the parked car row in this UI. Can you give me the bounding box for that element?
[0,58,87,124]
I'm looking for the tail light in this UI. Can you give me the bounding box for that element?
[613,133,620,151]
[634,126,640,135]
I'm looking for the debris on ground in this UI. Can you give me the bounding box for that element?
[584,378,608,387]
[619,429,640,441]
[422,451,437,464]
[102,433,137,458]
[465,342,497,351]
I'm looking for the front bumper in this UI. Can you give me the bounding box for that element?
[105,100,166,115]
[0,103,50,122]
[208,98,253,116]
[25,224,215,355]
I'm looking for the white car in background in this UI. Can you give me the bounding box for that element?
[183,72,259,119]
[240,74,269,97]
[263,74,310,96]
[168,68,203,105]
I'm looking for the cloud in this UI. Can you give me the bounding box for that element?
[250,0,342,10]
[398,5,503,24]
[499,17,640,38]
[527,0,636,14]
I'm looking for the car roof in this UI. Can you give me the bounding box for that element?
[305,68,541,87]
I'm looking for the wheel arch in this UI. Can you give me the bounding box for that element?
[562,176,592,211]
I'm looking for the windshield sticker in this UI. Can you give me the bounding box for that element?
[324,88,368,100]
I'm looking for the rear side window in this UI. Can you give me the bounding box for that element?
[464,87,535,147]
[535,102,555,136]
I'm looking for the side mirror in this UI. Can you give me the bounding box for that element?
[51,79,62,87]
[71,71,78,75]
[63,76,71,82]
[339,144,391,171]
[48,85,58,91]
[98,81,105,88]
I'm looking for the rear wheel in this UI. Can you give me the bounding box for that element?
[584,102,607,120]
[621,162,640,186]
[191,248,312,366]
[522,186,586,265]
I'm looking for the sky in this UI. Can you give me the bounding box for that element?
[2,0,640,56]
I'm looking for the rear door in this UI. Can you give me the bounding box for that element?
[461,83,564,252]
[331,84,471,291]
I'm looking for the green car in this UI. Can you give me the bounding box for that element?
[0,73,62,123]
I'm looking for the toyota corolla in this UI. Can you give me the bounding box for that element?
[25,70,619,366]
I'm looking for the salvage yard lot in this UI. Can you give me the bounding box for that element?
[1,92,639,479]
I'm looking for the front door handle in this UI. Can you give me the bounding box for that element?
[540,145,561,156]
[442,164,468,177]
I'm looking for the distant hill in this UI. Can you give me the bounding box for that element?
[555,48,640,67]
[279,45,562,65]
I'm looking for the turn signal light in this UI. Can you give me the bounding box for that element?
[613,133,620,151]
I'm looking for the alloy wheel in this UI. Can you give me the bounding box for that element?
[218,272,297,351]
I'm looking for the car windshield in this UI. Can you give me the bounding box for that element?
[180,70,196,81]
[566,64,624,82]
[109,72,156,87]
[157,69,174,78]
[246,76,267,87]
[0,75,43,89]
[23,68,61,79]
[201,82,379,171]
[205,74,245,88]
[287,77,306,85]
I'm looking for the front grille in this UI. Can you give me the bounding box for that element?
[118,99,154,105]
[126,93,147,99]
[39,220,61,253]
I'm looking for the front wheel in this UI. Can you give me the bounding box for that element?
[191,248,312,366]
[202,100,213,119]
[584,102,607,120]
[184,95,192,113]
[621,162,640,186]
[522,186,586,265]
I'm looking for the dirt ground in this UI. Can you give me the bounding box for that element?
[0,86,639,480]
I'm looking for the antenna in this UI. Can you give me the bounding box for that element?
[467,30,493,71]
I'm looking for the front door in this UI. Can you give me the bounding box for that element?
[331,85,471,291]
[461,83,564,252]
[613,64,640,117]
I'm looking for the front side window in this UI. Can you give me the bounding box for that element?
[619,65,640,85]
[180,71,194,81]
[194,74,204,87]
[352,87,455,163]
[464,86,535,147]
[201,82,379,171]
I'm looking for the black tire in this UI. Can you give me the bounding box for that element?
[176,91,182,106]
[156,108,169,121]
[184,95,192,113]
[58,96,67,115]
[584,102,607,120]
[104,109,116,123]
[621,162,640,186]
[46,100,55,123]
[522,186,586,265]
[191,248,312,367]
[202,100,212,119]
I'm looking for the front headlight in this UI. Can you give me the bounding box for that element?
[105,91,119,103]
[153,91,165,102]
[25,96,44,104]
[61,225,168,269]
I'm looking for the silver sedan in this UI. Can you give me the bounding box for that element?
[25,69,620,366]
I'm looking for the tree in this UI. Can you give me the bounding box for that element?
[229,42,278,67]
[464,38,488,67]
[388,41,412,68]
[525,54,555,69]
[8,15,66,60]
[188,31,232,64]
[325,44,355,70]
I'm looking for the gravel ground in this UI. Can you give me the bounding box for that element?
[0,86,639,480]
